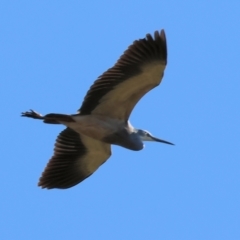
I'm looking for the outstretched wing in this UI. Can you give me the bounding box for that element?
[78,30,167,120]
[39,128,111,189]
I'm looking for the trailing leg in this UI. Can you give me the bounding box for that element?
[21,109,75,124]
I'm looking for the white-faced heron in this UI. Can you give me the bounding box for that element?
[22,29,174,189]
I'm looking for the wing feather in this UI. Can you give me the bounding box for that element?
[38,128,111,189]
[78,30,167,120]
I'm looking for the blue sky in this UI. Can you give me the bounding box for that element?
[1,1,240,239]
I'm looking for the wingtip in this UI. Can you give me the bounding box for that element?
[38,181,52,190]
[152,29,166,40]
[160,29,166,41]
[38,176,58,190]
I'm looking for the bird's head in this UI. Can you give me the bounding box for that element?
[136,129,174,145]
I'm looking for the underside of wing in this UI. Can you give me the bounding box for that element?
[38,128,111,189]
[78,29,167,120]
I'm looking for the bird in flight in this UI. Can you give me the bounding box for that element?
[22,29,173,189]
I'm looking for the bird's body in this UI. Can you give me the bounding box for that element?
[22,29,174,189]
[59,114,143,150]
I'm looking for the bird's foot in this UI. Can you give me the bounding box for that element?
[21,109,44,120]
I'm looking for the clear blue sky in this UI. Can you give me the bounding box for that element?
[1,1,240,239]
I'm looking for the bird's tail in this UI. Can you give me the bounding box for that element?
[21,109,75,124]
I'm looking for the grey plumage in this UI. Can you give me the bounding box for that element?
[22,29,173,189]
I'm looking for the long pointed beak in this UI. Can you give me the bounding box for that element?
[151,136,174,145]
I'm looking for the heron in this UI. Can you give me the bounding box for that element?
[22,29,174,189]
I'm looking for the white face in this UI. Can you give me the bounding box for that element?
[137,129,174,145]
[138,129,154,141]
